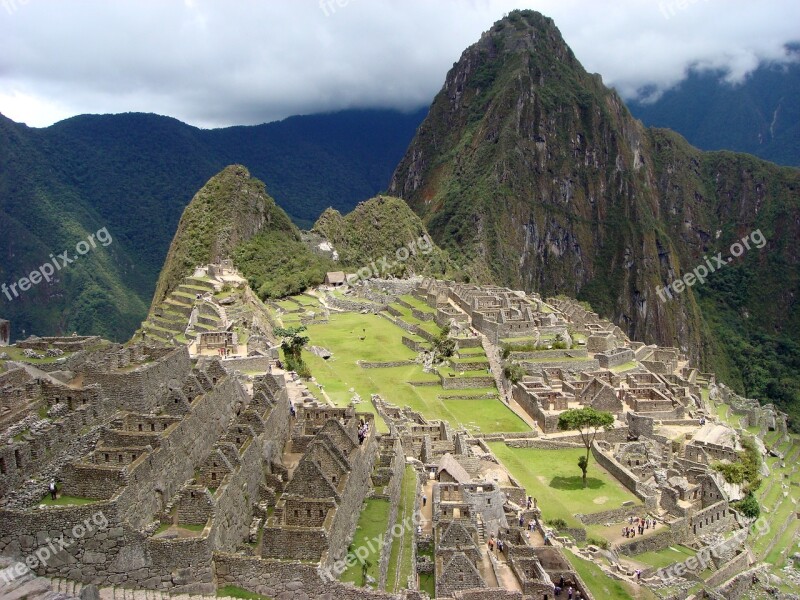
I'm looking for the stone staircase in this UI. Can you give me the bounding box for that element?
[50,578,243,600]
[476,513,486,544]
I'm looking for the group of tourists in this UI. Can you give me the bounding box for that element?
[623,515,655,538]
[357,419,370,445]
[487,534,505,554]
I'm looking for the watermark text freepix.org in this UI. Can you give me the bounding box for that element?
[342,234,434,289]
[318,511,422,582]
[656,516,768,582]
[2,227,112,302]
[656,229,765,303]
[0,510,108,584]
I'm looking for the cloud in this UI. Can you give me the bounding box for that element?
[0,0,797,128]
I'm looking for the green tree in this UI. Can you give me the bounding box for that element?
[503,362,526,384]
[274,326,311,377]
[433,325,456,361]
[557,407,615,488]
[735,492,761,519]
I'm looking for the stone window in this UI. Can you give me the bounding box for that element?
[104,453,110,462]
[14,449,22,468]
[487,499,491,505]
[211,472,217,481]
[151,423,156,432]
[0,457,6,474]
[138,424,143,432]
[118,455,123,463]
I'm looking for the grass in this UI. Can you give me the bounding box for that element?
[386,465,418,592]
[487,444,641,528]
[217,585,272,599]
[340,498,392,586]
[765,519,800,567]
[632,545,696,570]
[610,361,639,373]
[567,552,655,600]
[0,345,74,364]
[398,294,436,313]
[40,495,97,506]
[303,313,529,434]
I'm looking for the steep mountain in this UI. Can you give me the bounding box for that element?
[152,165,328,307]
[153,168,451,312]
[0,108,426,342]
[628,54,800,167]
[312,196,452,278]
[389,10,800,423]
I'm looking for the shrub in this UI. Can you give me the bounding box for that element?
[587,537,609,550]
[734,492,761,519]
[503,363,526,384]
[713,461,745,484]
[547,518,568,531]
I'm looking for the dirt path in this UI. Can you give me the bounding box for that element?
[420,479,434,534]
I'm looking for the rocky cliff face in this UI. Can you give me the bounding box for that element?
[390,10,800,414]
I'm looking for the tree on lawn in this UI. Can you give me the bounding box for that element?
[273,325,311,377]
[557,407,615,488]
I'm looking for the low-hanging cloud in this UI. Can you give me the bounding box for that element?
[0,0,797,128]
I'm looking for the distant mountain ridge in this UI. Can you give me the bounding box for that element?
[0,108,426,342]
[628,53,800,167]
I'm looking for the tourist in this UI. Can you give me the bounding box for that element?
[567,585,574,600]
[519,514,524,527]
[289,402,296,418]
[554,585,562,596]
[635,569,641,582]
[488,539,494,553]
[417,525,422,536]
[49,479,57,501]
[422,494,427,507]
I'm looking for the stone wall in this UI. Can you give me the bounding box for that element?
[591,442,654,505]
[214,552,411,599]
[439,375,495,390]
[378,439,407,589]
[521,358,599,373]
[616,527,682,556]
[220,357,272,374]
[704,551,750,588]
[83,348,191,413]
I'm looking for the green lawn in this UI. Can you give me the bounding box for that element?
[633,545,696,570]
[487,444,641,528]
[567,552,654,600]
[398,294,436,313]
[40,495,97,506]
[340,498,392,586]
[386,465,418,592]
[610,361,639,373]
[217,585,272,599]
[303,313,529,434]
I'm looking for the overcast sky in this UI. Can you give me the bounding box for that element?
[1,0,798,129]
